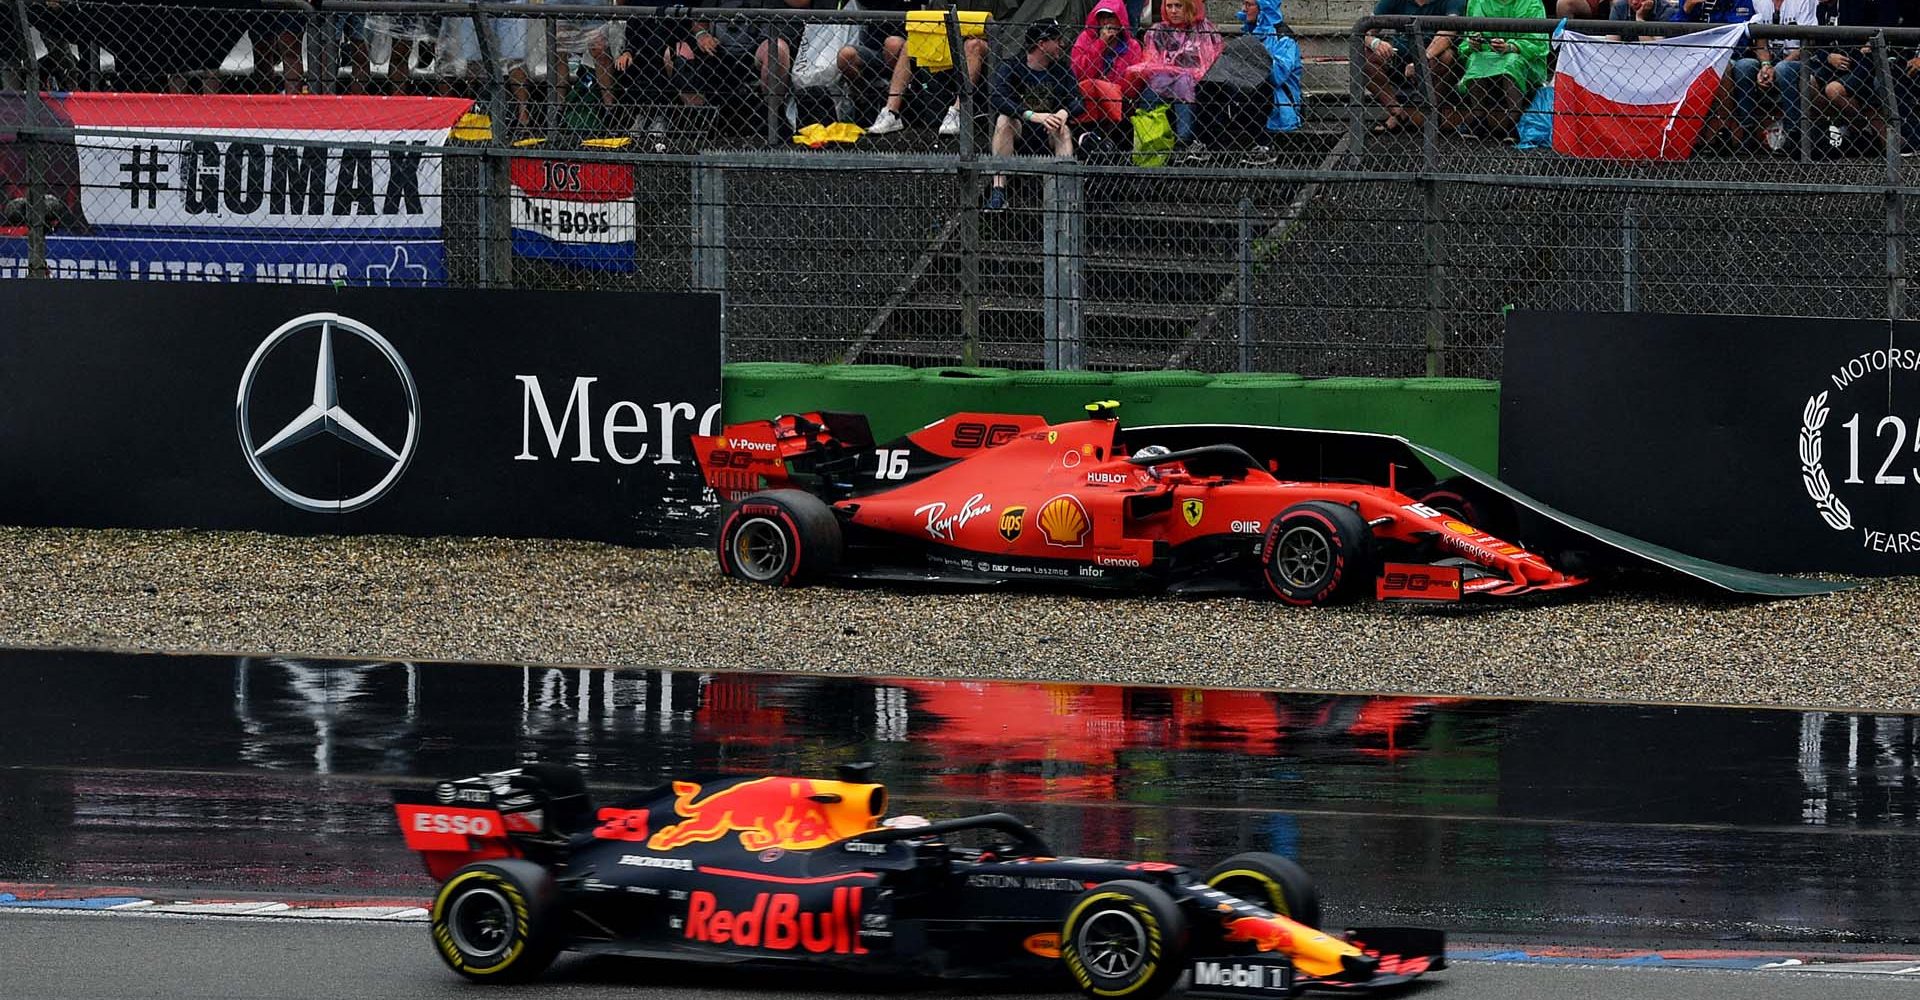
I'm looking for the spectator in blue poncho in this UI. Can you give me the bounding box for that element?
[1242,0,1302,131]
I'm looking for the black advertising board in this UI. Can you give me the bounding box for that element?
[1502,311,1917,575]
[0,281,720,544]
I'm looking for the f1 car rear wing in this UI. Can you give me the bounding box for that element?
[1129,423,1855,597]
[694,411,1050,502]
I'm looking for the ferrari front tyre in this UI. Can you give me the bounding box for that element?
[1412,476,1516,540]
[1060,880,1189,1000]
[429,861,563,983]
[717,489,843,586]
[1261,501,1376,605]
[1203,852,1322,930]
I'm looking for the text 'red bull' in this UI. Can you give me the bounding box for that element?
[648,778,837,851]
[685,889,867,954]
[1223,916,1294,952]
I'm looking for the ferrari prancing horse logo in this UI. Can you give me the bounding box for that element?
[1182,499,1204,527]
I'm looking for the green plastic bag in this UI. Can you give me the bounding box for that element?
[1130,105,1174,167]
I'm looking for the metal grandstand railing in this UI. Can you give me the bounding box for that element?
[7,2,1920,377]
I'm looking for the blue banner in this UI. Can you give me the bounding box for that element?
[511,230,635,273]
[0,234,446,285]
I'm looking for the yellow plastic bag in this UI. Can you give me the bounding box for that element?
[905,10,989,72]
[792,122,868,148]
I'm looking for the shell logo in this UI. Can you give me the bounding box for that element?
[1037,495,1091,547]
[1443,520,1478,536]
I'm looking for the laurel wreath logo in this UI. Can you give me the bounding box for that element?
[1800,391,1853,532]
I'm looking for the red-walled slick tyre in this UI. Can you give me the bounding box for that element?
[717,490,843,586]
[1412,476,1517,540]
[1261,501,1375,605]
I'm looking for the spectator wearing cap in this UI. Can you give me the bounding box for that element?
[1454,0,1548,139]
[1361,0,1466,134]
[1070,0,1145,124]
[986,20,1082,211]
[1130,0,1223,145]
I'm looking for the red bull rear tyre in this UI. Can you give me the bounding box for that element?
[1203,852,1323,931]
[1060,880,1189,999]
[429,860,563,983]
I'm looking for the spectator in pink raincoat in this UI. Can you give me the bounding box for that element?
[1071,0,1145,122]
[1130,0,1224,142]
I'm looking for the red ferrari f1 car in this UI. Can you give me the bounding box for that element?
[693,404,1583,604]
[396,763,1446,997]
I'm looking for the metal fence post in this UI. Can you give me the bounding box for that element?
[1042,167,1084,370]
[1237,197,1254,373]
[1411,20,1437,167]
[1348,23,1371,158]
[692,161,729,358]
[1874,31,1905,323]
[13,0,46,277]
[944,7,972,158]
[473,5,513,288]
[1621,201,1638,312]
[1797,28,1816,162]
[947,6,980,364]
[1421,176,1444,376]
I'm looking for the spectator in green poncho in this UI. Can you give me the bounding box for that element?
[1455,0,1548,139]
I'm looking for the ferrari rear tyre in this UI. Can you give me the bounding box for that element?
[429,861,563,983]
[1060,880,1189,1000]
[1203,852,1322,930]
[1261,501,1375,606]
[717,489,843,586]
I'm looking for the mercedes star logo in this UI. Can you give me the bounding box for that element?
[236,312,420,513]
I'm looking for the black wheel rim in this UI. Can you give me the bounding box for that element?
[1275,525,1333,588]
[730,517,790,582]
[1077,908,1148,980]
[448,886,514,960]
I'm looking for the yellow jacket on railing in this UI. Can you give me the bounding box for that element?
[905,10,991,71]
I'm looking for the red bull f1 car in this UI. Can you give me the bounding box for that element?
[395,763,1445,997]
[693,404,1582,604]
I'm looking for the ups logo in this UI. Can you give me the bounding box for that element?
[999,505,1027,542]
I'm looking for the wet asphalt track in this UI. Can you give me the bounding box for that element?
[1,910,1913,1000]
[7,649,1920,999]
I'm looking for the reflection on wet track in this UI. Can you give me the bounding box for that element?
[3,649,1919,943]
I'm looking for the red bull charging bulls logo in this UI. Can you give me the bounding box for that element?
[1223,916,1294,952]
[647,777,839,851]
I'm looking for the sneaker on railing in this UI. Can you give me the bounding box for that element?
[939,106,963,136]
[869,108,905,134]
[985,187,1008,212]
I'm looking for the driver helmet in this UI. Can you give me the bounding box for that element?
[1132,444,1172,478]
[882,814,931,829]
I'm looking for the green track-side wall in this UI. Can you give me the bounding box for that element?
[723,365,1501,471]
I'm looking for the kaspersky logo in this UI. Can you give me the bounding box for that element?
[685,889,868,955]
[235,312,420,513]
